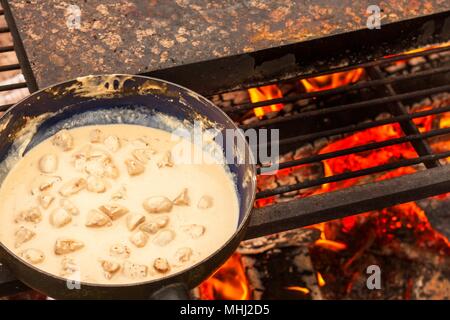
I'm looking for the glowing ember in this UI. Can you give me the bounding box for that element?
[300,68,364,92]
[248,84,284,118]
[285,286,310,294]
[199,253,250,300]
[317,272,326,287]
[315,239,347,251]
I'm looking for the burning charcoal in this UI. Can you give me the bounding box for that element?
[126,213,146,231]
[129,231,149,248]
[110,243,131,259]
[197,195,213,209]
[173,188,189,206]
[54,238,84,255]
[182,224,205,239]
[86,175,107,193]
[103,135,121,152]
[157,151,173,168]
[152,229,175,246]
[21,248,45,264]
[60,257,79,277]
[132,148,153,164]
[30,175,62,195]
[153,257,170,273]
[100,259,121,279]
[16,207,42,223]
[59,178,86,197]
[85,209,112,227]
[174,247,193,265]
[49,208,72,228]
[38,154,58,173]
[139,216,170,234]
[52,129,74,151]
[14,226,35,248]
[38,193,55,209]
[60,198,79,216]
[89,129,103,143]
[143,196,173,213]
[122,261,148,279]
[99,203,129,220]
[124,158,145,176]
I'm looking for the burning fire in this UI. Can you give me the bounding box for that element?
[198,253,250,300]
[300,68,364,92]
[248,85,284,118]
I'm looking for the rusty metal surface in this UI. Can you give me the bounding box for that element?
[5,0,450,90]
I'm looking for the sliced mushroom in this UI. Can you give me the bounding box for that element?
[59,178,86,197]
[100,259,121,279]
[174,247,193,265]
[139,216,169,234]
[60,198,79,216]
[89,129,103,143]
[111,185,127,201]
[126,213,145,231]
[152,229,175,247]
[54,238,84,255]
[61,257,79,277]
[38,193,54,209]
[132,148,153,164]
[14,226,35,248]
[122,261,148,279]
[15,207,42,223]
[153,257,170,273]
[103,135,120,152]
[86,175,107,193]
[109,243,131,259]
[143,196,173,214]
[99,203,128,220]
[197,195,213,209]
[85,209,112,227]
[52,129,74,151]
[21,248,45,264]
[157,151,173,168]
[104,160,120,179]
[173,188,189,206]
[182,224,205,239]
[71,145,91,172]
[129,231,149,248]
[38,154,58,173]
[49,208,72,228]
[124,158,145,176]
[30,175,61,195]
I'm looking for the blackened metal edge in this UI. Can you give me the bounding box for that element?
[245,165,450,240]
[1,0,38,92]
[147,11,450,96]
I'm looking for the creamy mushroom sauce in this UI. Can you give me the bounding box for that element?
[0,124,239,284]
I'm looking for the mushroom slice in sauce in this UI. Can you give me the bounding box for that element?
[100,259,121,279]
[197,195,213,209]
[38,193,55,209]
[99,203,129,220]
[126,213,145,231]
[124,158,145,176]
[52,129,74,151]
[85,209,112,227]
[103,135,121,152]
[129,231,149,248]
[86,175,107,193]
[109,243,131,259]
[173,188,189,206]
[89,129,103,143]
[157,151,173,168]
[49,208,72,228]
[174,247,193,265]
[30,175,62,195]
[60,198,79,216]
[122,261,148,279]
[59,178,86,197]
[14,226,35,248]
[61,257,79,277]
[54,238,85,255]
[152,229,175,247]
[21,248,45,264]
[15,207,42,223]
[153,258,170,273]
[132,148,152,164]
[182,224,205,239]
[142,196,173,214]
[38,154,58,173]
[139,216,169,234]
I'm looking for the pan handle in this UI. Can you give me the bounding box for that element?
[150,283,191,300]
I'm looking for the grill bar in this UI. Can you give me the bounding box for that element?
[368,66,440,168]
[256,150,450,199]
[0,63,20,72]
[0,82,27,92]
[0,45,14,53]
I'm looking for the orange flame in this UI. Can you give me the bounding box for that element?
[248,85,284,118]
[317,272,326,287]
[199,253,250,300]
[300,68,364,92]
[285,286,310,294]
